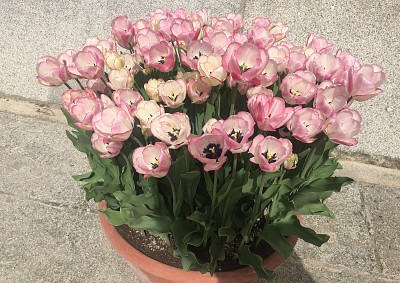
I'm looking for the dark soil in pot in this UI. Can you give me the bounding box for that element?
[115,224,275,272]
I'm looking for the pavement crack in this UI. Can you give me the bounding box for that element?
[359,190,385,274]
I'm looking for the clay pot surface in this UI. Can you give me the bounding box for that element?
[98,201,299,283]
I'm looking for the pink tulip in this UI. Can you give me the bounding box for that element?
[57,50,80,79]
[252,60,279,87]
[146,41,176,72]
[74,46,105,80]
[222,42,269,84]
[187,78,211,104]
[306,52,344,82]
[280,71,317,105]
[248,94,294,131]
[188,129,231,171]
[334,49,362,85]
[150,113,191,149]
[246,86,273,99]
[100,94,115,109]
[135,28,160,56]
[202,118,218,133]
[62,88,96,110]
[107,69,135,90]
[348,64,385,101]
[111,16,136,49]
[197,53,227,86]
[202,30,234,55]
[285,51,307,73]
[324,109,362,146]
[91,132,123,158]
[158,79,187,108]
[84,37,116,54]
[134,100,165,134]
[268,45,290,73]
[305,33,334,54]
[249,135,292,172]
[252,17,271,28]
[92,106,133,141]
[68,97,102,130]
[171,18,201,46]
[112,89,143,116]
[226,13,244,32]
[314,85,350,117]
[219,112,255,153]
[132,142,171,178]
[247,25,275,49]
[181,41,213,70]
[86,78,110,96]
[36,56,69,86]
[287,108,325,143]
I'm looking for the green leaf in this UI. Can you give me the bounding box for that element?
[218,227,236,242]
[275,216,329,246]
[127,215,172,233]
[291,203,335,219]
[208,234,225,275]
[72,171,94,181]
[173,250,209,273]
[237,245,275,281]
[180,171,201,210]
[259,224,294,259]
[99,208,125,226]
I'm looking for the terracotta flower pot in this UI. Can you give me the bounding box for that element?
[98,201,299,283]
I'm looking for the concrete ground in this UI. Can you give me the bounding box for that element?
[0,97,399,283]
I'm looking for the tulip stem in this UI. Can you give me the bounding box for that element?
[64,82,72,89]
[167,175,177,217]
[183,145,190,172]
[131,136,144,147]
[100,76,113,94]
[229,87,237,116]
[232,154,238,179]
[210,170,219,216]
[75,79,84,89]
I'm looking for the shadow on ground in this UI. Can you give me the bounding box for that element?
[271,252,316,283]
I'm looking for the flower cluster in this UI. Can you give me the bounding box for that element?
[36,9,384,178]
[36,8,385,280]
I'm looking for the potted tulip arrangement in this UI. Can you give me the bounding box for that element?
[36,8,385,282]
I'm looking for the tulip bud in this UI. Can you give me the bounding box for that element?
[105,51,125,70]
[284,153,298,169]
[144,78,164,102]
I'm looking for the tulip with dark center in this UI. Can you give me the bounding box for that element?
[228,129,244,143]
[262,150,277,163]
[203,143,222,161]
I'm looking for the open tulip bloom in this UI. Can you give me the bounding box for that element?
[37,8,385,281]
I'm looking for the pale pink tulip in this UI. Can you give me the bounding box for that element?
[134,100,165,134]
[36,56,69,86]
[150,113,191,149]
[181,41,213,70]
[324,109,362,146]
[107,69,135,90]
[198,53,227,86]
[135,28,160,56]
[305,33,334,54]
[84,37,116,54]
[187,78,211,104]
[252,17,271,28]
[100,94,115,109]
[253,60,279,87]
[268,22,288,41]
[144,78,164,102]
[188,129,231,171]
[348,64,385,101]
[306,52,344,82]
[146,41,176,72]
[314,85,350,117]
[220,112,255,153]
[158,79,187,108]
[249,135,292,172]
[132,142,171,178]
[57,50,80,79]
[202,30,234,55]
[285,51,307,73]
[287,108,325,143]
[280,71,317,105]
[202,118,218,133]
[92,106,133,141]
[86,78,110,96]
[268,45,290,73]
[112,89,143,116]
[246,86,273,99]
[62,88,96,110]
[222,42,269,84]
[111,16,136,49]
[247,25,275,49]
[91,132,123,158]
[248,94,294,131]
[74,46,105,79]
[171,18,201,46]
[105,51,125,70]
[68,97,102,130]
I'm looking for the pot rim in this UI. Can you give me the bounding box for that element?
[98,200,299,282]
